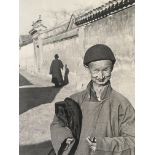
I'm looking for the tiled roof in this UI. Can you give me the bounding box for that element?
[43,28,79,45]
[44,22,70,39]
[19,35,33,47]
[75,0,135,26]
[30,0,135,44]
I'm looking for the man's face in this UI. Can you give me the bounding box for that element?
[88,60,113,86]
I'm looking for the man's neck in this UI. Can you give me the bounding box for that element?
[92,82,107,100]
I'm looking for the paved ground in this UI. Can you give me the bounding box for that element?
[19,70,77,155]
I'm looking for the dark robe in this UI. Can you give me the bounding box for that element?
[50,59,63,86]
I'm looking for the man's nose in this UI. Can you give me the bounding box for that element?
[97,71,104,79]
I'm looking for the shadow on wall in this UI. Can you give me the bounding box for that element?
[19,73,33,86]
[19,141,56,155]
[19,86,62,114]
[63,64,69,85]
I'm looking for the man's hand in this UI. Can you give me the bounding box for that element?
[64,137,74,151]
[86,136,97,152]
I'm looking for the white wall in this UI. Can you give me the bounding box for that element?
[19,43,37,74]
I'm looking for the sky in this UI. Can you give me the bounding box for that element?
[19,0,109,35]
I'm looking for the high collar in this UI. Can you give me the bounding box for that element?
[86,81,112,102]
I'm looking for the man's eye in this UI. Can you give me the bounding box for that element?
[104,68,111,72]
[95,69,100,72]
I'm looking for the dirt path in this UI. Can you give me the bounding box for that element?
[19,70,77,155]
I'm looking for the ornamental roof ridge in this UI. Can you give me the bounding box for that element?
[75,0,135,26]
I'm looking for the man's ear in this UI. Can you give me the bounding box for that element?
[84,63,89,68]
[84,64,90,71]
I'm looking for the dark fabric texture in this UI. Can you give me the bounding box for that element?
[83,44,116,66]
[55,98,83,155]
[49,59,64,86]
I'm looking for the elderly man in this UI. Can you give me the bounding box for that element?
[50,44,135,155]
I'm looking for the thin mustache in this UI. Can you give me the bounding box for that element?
[96,76,111,81]
[97,79,105,82]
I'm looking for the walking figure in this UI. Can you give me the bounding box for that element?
[49,54,64,87]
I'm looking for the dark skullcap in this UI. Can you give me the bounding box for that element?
[54,54,59,59]
[83,44,116,66]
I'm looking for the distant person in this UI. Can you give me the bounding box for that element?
[63,64,69,85]
[49,54,64,87]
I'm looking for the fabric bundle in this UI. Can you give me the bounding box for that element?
[55,98,82,155]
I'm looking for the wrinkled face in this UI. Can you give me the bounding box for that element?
[88,60,113,86]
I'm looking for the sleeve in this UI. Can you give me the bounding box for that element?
[69,90,87,106]
[70,94,80,103]
[50,115,73,154]
[59,60,64,69]
[96,105,135,155]
[49,62,53,74]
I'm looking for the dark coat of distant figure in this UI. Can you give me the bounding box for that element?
[49,54,64,87]
[64,64,69,85]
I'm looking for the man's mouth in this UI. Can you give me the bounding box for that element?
[97,79,105,82]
